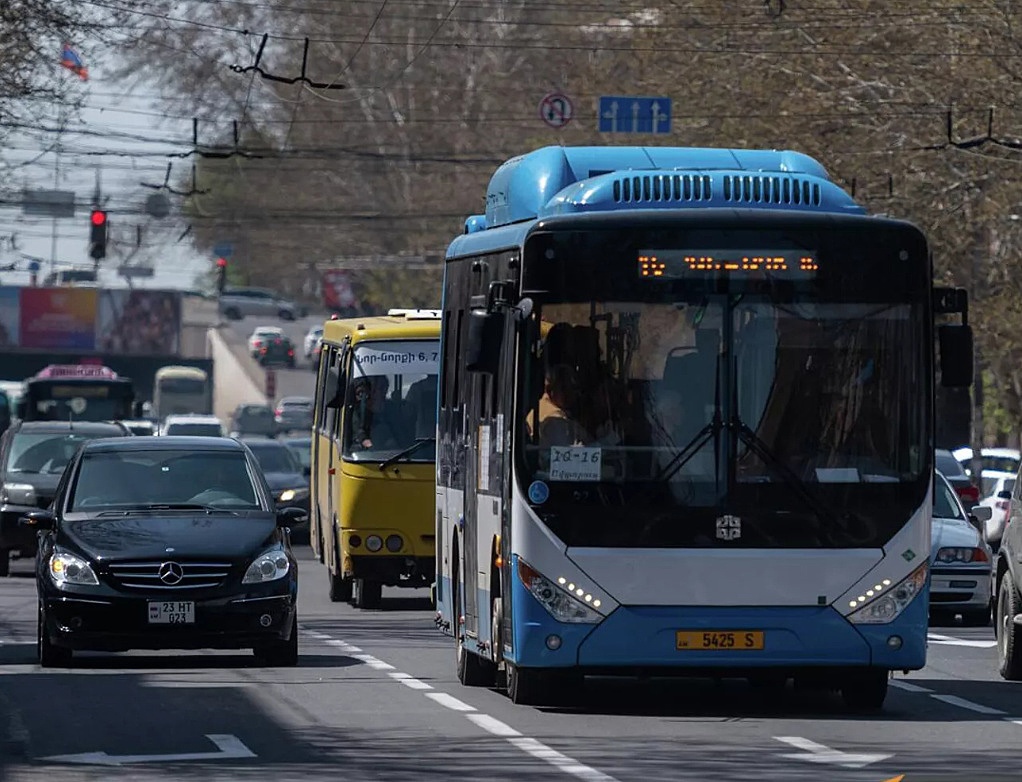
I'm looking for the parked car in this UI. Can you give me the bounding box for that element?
[937,447,979,506]
[0,420,131,577]
[25,436,304,667]
[930,470,994,626]
[229,404,277,439]
[304,326,323,359]
[159,414,224,437]
[220,288,298,321]
[274,397,313,433]
[241,438,310,542]
[977,471,1016,550]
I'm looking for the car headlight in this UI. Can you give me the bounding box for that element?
[49,550,99,587]
[847,562,928,624]
[277,488,309,503]
[2,482,36,505]
[517,558,604,624]
[935,547,988,564]
[242,544,291,584]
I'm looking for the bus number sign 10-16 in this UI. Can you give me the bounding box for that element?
[637,250,818,279]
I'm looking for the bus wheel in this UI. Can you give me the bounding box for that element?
[507,665,550,705]
[353,579,382,609]
[453,577,495,686]
[327,552,352,603]
[840,670,888,710]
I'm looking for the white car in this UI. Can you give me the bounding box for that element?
[978,470,1016,549]
[248,326,285,356]
[953,447,1021,477]
[158,414,224,437]
[303,326,323,358]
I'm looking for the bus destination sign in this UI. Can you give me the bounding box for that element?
[638,249,818,279]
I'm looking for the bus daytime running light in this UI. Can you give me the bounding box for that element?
[847,563,928,624]
[517,559,604,624]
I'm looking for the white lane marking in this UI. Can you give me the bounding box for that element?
[324,639,362,654]
[927,632,998,649]
[352,653,395,670]
[774,736,892,769]
[1004,718,1022,726]
[43,734,255,765]
[929,694,1006,715]
[425,692,476,712]
[467,712,522,737]
[509,737,620,782]
[388,671,432,690]
[889,680,933,694]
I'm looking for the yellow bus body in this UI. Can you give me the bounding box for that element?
[310,310,440,609]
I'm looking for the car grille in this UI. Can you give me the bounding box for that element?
[105,561,233,590]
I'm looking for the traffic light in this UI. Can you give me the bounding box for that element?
[215,257,227,294]
[89,210,107,260]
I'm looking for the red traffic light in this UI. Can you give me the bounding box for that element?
[90,210,106,226]
[216,258,228,268]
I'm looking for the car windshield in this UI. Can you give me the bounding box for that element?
[165,423,221,437]
[934,476,965,520]
[247,443,301,473]
[69,449,259,510]
[6,431,119,474]
[159,378,206,394]
[342,340,439,462]
[284,440,311,468]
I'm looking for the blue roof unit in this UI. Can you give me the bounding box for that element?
[464,145,865,234]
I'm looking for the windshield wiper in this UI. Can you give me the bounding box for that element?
[379,438,435,471]
[94,503,236,515]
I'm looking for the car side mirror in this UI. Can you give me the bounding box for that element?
[276,506,308,527]
[970,505,993,523]
[998,490,1012,500]
[20,509,55,530]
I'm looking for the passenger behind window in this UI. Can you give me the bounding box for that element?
[538,364,592,448]
[349,376,404,451]
[405,374,438,439]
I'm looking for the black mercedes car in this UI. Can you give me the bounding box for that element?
[0,420,131,577]
[24,436,305,667]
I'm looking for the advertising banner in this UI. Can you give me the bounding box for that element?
[0,287,19,348]
[19,287,97,350]
[322,269,358,312]
[96,289,181,355]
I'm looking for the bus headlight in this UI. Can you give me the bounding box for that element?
[847,563,928,624]
[517,558,604,624]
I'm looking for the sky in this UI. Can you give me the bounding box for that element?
[0,47,209,292]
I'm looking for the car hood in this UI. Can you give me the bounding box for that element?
[4,472,61,496]
[263,472,308,492]
[930,516,982,557]
[61,514,279,561]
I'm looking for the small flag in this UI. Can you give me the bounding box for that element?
[59,44,88,80]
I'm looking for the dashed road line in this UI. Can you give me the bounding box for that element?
[301,628,622,782]
[929,694,1006,715]
[927,632,997,649]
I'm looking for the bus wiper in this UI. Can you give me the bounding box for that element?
[379,438,435,471]
[730,417,831,524]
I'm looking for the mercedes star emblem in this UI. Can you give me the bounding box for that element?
[158,562,184,585]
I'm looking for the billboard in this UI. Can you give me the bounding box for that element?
[0,288,19,348]
[96,289,181,355]
[19,287,97,350]
[322,269,359,312]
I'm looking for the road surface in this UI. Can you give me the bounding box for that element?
[0,548,1018,782]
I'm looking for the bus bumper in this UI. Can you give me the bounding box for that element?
[510,575,927,672]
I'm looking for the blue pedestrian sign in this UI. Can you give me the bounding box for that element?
[598,95,672,134]
[213,242,234,259]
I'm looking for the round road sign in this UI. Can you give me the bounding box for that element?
[539,92,573,129]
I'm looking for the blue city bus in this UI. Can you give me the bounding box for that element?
[434,146,973,709]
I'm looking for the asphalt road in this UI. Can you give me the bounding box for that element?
[0,543,1019,782]
[225,314,323,407]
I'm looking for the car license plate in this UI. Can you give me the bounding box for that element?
[148,601,195,625]
[676,630,764,650]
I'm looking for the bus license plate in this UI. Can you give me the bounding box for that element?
[148,601,195,624]
[676,630,764,650]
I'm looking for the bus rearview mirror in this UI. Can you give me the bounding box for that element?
[466,309,503,374]
[938,324,973,388]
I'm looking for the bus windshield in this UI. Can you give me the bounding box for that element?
[342,340,439,463]
[517,223,930,549]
